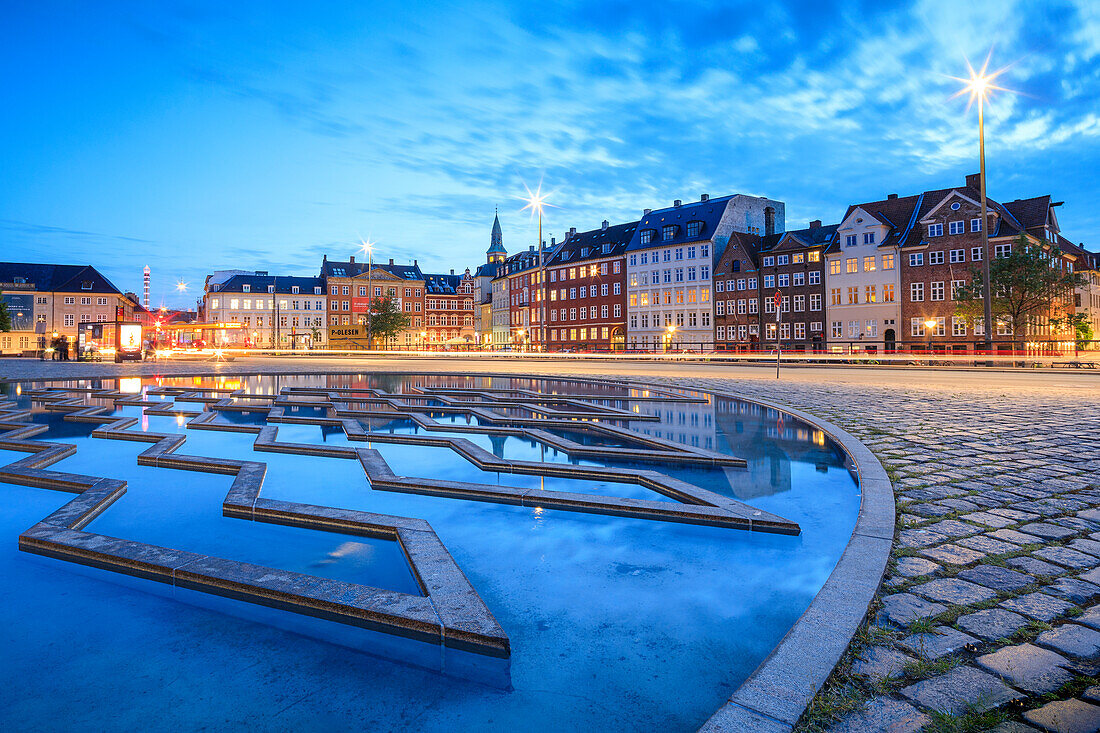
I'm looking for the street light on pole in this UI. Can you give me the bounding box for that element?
[519,181,555,351]
[951,53,1014,357]
[360,237,376,347]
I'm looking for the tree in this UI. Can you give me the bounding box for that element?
[954,234,1084,344]
[368,297,410,348]
[0,301,11,332]
[1050,312,1094,351]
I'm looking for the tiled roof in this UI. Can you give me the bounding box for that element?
[211,274,325,294]
[474,262,502,278]
[716,231,764,270]
[547,221,638,266]
[423,272,470,295]
[0,262,125,295]
[321,258,424,281]
[837,194,924,251]
[627,196,736,251]
[762,223,838,252]
[495,247,551,278]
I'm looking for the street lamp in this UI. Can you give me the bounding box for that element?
[924,318,937,357]
[519,181,555,350]
[664,325,677,353]
[516,328,526,352]
[360,236,376,345]
[420,330,427,350]
[951,54,1013,356]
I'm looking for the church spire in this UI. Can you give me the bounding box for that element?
[487,207,506,263]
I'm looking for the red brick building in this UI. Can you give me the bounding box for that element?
[422,270,475,345]
[757,221,836,351]
[897,174,1080,352]
[545,220,634,351]
[713,232,762,351]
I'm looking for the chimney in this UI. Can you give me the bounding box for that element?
[569,227,577,236]
[700,193,709,202]
[601,219,609,230]
[550,236,556,246]
[529,245,536,252]
[673,199,682,207]
[887,193,898,200]
[323,255,327,262]
[389,258,394,266]
[450,269,455,275]
[810,219,822,229]
[349,255,355,264]
[413,259,418,267]
[966,172,981,190]
[643,208,652,216]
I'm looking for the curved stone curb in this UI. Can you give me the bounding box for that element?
[694,391,894,732]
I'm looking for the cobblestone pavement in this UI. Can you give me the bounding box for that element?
[3,356,1100,731]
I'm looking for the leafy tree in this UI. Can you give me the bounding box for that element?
[1051,312,1094,350]
[367,297,410,347]
[954,234,1084,343]
[0,301,11,332]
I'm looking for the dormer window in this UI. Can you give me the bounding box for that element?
[661,224,678,241]
[602,243,611,253]
[686,220,703,238]
[81,281,93,290]
[242,284,250,293]
[267,285,275,293]
[291,286,299,294]
[580,247,589,257]
[640,229,656,245]
[314,286,322,295]
[13,276,25,284]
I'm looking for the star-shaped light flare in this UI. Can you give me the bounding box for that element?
[948,51,1017,112]
[517,180,556,219]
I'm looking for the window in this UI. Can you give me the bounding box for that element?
[972,247,983,261]
[929,251,945,265]
[778,274,789,287]
[687,267,697,281]
[763,275,775,289]
[793,294,804,311]
[847,286,859,304]
[882,253,895,270]
[640,230,656,244]
[952,317,967,336]
[211,298,219,309]
[830,288,841,305]
[950,249,965,263]
[928,223,943,237]
[933,317,946,336]
[865,320,877,337]
[687,246,696,259]
[716,301,725,316]
[863,232,876,244]
[763,256,775,267]
[64,314,74,326]
[863,256,876,272]
[848,321,860,338]
[63,296,75,305]
[995,243,1012,258]
[808,271,821,285]
[777,254,789,266]
[909,253,924,267]
[686,220,703,238]
[846,258,857,274]
[930,281,945,301]
[845,235,857,247]
[661,225,678,241]
[808,251,820,262]
[883,284,895,302]
[792,253,805,264]
[230,298,239,309]
[971,218,982,232]
[831,322,843,338]
[911,318,925,337]
[865,285,876,303]
[829,260,841,275]
[910,282,924,301]
[80,296,91,305]
[949,221,964,235]
[748,299,758,314]
[716,326,725,340]
[951,280,965,300]
[810,294,822,311]
[792,272,804,286]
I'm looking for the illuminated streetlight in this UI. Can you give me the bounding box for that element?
[519,181,556,349]
[925,318,938,355]
[175,279,188,293]
[950,53,1015,355]
[359,236,376,345]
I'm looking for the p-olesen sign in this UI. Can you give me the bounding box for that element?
[329,325,367,339]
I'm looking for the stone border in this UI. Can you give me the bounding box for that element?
[694,392,894,732]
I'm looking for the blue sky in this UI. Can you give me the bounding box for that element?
[3,1,1098,309]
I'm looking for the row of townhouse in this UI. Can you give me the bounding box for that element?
[471,172,1094,353]
[711,174,1088,353]
[202,258,476,349]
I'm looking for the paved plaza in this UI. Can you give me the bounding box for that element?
[3,355,1099,731]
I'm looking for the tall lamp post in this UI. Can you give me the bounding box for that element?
[952,55,1012,356]
[520,181,553,351]
[360,237,376,348]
